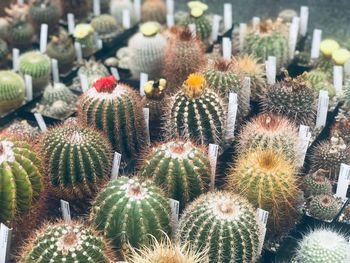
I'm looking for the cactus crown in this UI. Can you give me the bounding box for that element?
[183,74,206,99]
[5,3,29,24]
[233,55,264,76]
[282,71,311,91]
[93,75,117,93]
[179,29,195,41]
[258,18,285,34]
[212,58,233,72]
[144,78,167,100]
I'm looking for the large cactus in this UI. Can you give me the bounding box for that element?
[0,70,25,115]
[177,191,262,263]
[90,176,172,250]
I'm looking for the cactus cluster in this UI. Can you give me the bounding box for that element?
[141,0,166,24]
[302,170,332,198]
[91,14,121,44]
[41,124,112,199]
[29,0,61,33]
[309,194,340,221]
[90,176,172,249]
[0,70,25,115]
[178,191,262,263]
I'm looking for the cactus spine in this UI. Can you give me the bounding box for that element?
[302,170,332,198]
[0,70,25,115]
[309,194,340,221]
[177,191,262,263]
[29,0,61,33]
[90,176,172,249]
[141,0,166,24]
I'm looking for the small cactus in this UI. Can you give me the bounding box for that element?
[90,176,172,250]
[74,23,97,58]
[29,0,61,33]
[60,0,91,21]
[41,82,78,106]
[3,120,40,144]
[306,69,336,98]
[331,111,350,144]
[177,191,262,263]
[0,70,25,115]
[309,194,340,221]
[314,39,340,75]
[141,0,166,24]
[91,14,122,44]
[302,169,332,198]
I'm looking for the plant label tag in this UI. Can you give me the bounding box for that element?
[189,24,196,36]
[211,15,221,42]
[265,56,276,85]
[208,144,219,190]
[226,93,238,140]
[111,67,120,80]
[143,108,150,146]
[60,200,71,223]
[12,48,19,72]
[244,76,251,103]
[335,163,350,200]
[93,0,101,16]
[51,59,59,83]
[0,223,12,263]
[289,17,300,59]
[239,23,247,51]
[134,0,141,21]
[140,73,148,96]
[345,59,350,76]
[257,208,269,225]
[166,14,174,28]
[333,65,343,95]
[311,29,322,59]
[166,0,174,15]
[34,113,47,132]
[40,24,48,53]
[299,6,309,36]
[315,90,329,128]
[169,198,180,232]
[17,0,24,4]
[256,208,268,255]
[122,9,131,29]
[67,13,75,35]
[298,125,311,166]
[74,42,83,63]
[224,3,233,31]
[79,74,89,92]
[222,37,232,59]
[25,75,33,101]
[252,17,260,32]
[97,39,103,50]
[111,152,122,181]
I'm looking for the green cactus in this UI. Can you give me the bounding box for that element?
[19,51,51,94]
[0,39,8,66]
[309,194,340,221]
[41,124,113,199]
[128,22,166,79]
[20,221,116,263]
[0,135,43,224]
[141,0,166,24]
[91,14,122,44]
[261,72,316,126]
[78,76,145,162]
[74,23,97,58]
[296,229,350,263]
[140,140,211,210]
[228,149,302,240]
[165,73,226,148]
[306,69,336,98]
[178,191,262,263]
[302,170,332,198]
[0,70,25,115]
[29,0,61,34]
[4,120,41,143]
[41,82,77,106]
[90,176,172,249]
[60,0,91,21]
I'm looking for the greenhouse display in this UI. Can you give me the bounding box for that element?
[1,1,350,263]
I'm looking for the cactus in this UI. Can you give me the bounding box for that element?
[78,76,145,162]
[47,31,76,74]
[0,135,44,224]
[4,120,41,144]
[20,221,116,263]
[238,113,301,164]
[110,0,137,26]
[296,228,350,263]
[141,0,166,24]
[60,0,91,21]
[0,39,8,67]
[5,3,34,48]
[302,170,332,198]
[74,23,97,58]
[128,22,167,79]
[227,149,302,239]
[314,39,339,75]
[91,14,122,44]
[29,0,61,34]
[163,28,207,91]
[309,194,340,221]
[19,51,51,94]
[140,140,211,210]
[306,69,336,98]
[261,72,316,126]
[41,124,113,199]
[177,191,262,263]
[90,176,172,250]
[331,111,350,144]
[0,70,25,115]
[310,135,350,182]
[165,73,226,148]
[41,82,78,106]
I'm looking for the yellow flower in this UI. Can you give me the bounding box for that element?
[320,39,339,57]
[183,73,206,99]
[188,1,208,17]
[332,48,350,65]
[144,81,154,96]
[74,24,93,39]
[140,22,160,37]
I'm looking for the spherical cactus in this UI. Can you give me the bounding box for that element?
[165,73,226,148]
[177,191,262,263]
[0,38,8,66]
[47,32,76,74]
[90,176,172,250]
[40,124,113,199]
[29,0,61,34]
[163,28,207,92]
[0,135,44,224]
[19,51,51,94]
[227,149,302,239]
[91,14,122,44]
[261,72,316,126]
[302,170,332,198]
[60,0,91,21]
[332,112,350,144]
[238,113,301,164]
[314,39,339,75]
[4,120,41,144]
[306,69,336,98]
[139,140,211,210]
[78,76,145,162]
[128,22,167,79]
[309,194,340,221]
[20,221,116,263]
[0,70,25,115]
[296,229,350,263]
[141,0,166,24]
[74,23,97,58]
[42,82,78,106]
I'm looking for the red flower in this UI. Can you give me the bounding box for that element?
[93,76,117,93]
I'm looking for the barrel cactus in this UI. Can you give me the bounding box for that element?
[296,228,350,263]
[178,191,262,263]
[78,76,145,162]
[90,176,172,250]
[19,51,51,94]
[302,170,332,198]
[74,23,97,58]
[0,70,25,115]
[309,194,340,221]
[261,72,316,126]
[165,73,226,148]
[60,0,91,21]
[141,0,166,24]
[332,112,350,144]
[41,124,113,199]
[227,149,302,240]
[29,0,61,33]
[91,14,122,44]
[140,140,211,210]
[20,221,116,263]
[306,69,336,98]
[41,82,77,106]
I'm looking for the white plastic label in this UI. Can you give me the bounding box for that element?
[189,24,196,36]
[143,108,150,146]
[223,3,233,31]
[208,144,219,190]
[239,23,247,51]
[169,198,179,232]
[122,9,131,29]
[226,93,238,140]
[97,39,103,50]
[25,75,33,101]
[222,37,232,60]
[311,29,322,59]
[211,15,221,42]
[335,163,350,199]
[60,200,71,223]
[298,125,311,166]
[134,0,141,21]
[111,67,120,80]
[166,0,174,15]
[345,59,350,76]
[34,113,47,132]
[51,59,59,83]
[244,76,251,102]
[265,56,276,85]
[17,0,24,4]
[252,17,260,32]
[12,48,19,72]
[256,208,269,256]
[40,24,48,53]
[111,152,122,180]
[333,66,343,95]
[93,0,101,16]
[74,42,83,63]
[166,14,174,28]
[0,224,12,263]
[79,74,89,92]
[140,73,148,96]
[289,17,300,59]
[315,90,329,128]
[67,13,75,35]
[299,6,309,36]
